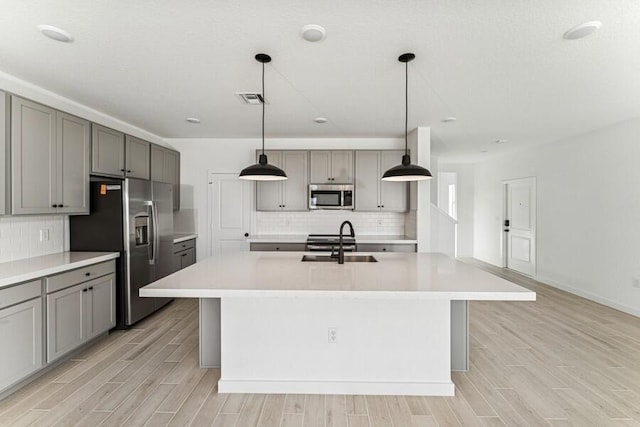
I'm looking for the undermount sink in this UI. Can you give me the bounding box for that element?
[301,255,378,263]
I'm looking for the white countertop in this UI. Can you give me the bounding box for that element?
[141,252,535,301]
[0,252,120,289]
[247,235,417,244]
[173,234,198,244]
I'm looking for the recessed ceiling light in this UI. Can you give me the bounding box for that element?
[301,24,326,42]
[494,139,508,144]
[480,150,488,153]
[37,25,74,42]
[314,117,328,124]
[441,117,457,123]
[563,21,602,40]
[186,117,201,124]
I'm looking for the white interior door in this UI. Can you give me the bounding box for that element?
[504,177,536,276]
[209,173,253,256]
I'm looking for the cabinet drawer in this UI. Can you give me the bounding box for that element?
[46,260,115,294]
[0,280,41,310]
[173,239,195,253]
[357,243,417,253]
[250,243,306,252]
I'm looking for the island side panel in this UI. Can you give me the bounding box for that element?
[199,298,221,368]
[218,297,455,396]
[451,300,469,371]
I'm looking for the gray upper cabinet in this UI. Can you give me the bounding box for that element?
[92,125,154,182]
[151,144,180,210]
[355,150,407,212]
[11,96,90,215]
[309,150,353,184]
[0,91,8,215]
[256,150,308,211]
[91,124,125,177]
[125,136,150,180]
[57,112,90,214]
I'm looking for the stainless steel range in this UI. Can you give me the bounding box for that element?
[306,234,356,252]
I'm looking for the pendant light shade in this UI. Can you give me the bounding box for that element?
[382,53,432,182]
[239,54,287,181]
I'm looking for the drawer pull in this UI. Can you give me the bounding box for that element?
[88,287,94,291]
[85,272,91,276]
[83,288,88,293]
[181,253,187,257]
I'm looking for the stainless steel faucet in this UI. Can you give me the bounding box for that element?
[338,220,355,264]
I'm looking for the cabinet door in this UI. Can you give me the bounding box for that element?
[354,151,380,211]
[171,151,180,210]
[0,298,43,392]
[47,284,85,362]
[91,124,125,177]
[256,151,283,211]
[282,151,308,211]
[173,252,182,272]
[380,151,407,212]
[309,151,331,184]
[330,151,354,183]
[57,112,90,214]
[150,145,166,182]
[0,91,7,215]
[11,97,56,214]
[125,136,150,180]
[85,274,116,340]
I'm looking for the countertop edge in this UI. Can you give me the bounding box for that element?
[0,252,120,289]
[173,234,198,244]
[140,287,536,301]
[247,235,418,244]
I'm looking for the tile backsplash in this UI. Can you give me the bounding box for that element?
[256,211,406,235]
[0,215,66,263]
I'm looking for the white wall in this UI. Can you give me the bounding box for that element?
[474,118,640,316]
[168,138,407,259]
[440,163,475,258]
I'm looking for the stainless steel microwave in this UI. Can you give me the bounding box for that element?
[309,184,354,210]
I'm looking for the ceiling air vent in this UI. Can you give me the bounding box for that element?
[236,92,267,105]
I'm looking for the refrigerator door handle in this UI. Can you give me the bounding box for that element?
[150,201,160,265]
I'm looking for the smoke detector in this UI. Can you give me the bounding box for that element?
[236,92,267,105]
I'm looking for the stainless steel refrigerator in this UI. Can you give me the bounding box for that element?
[70,178,173,328]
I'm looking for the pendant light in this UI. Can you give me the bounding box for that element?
[239,54,287,181]
[382,53,432,182]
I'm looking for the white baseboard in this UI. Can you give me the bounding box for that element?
[218,379,455,396]
[536,274,640,318]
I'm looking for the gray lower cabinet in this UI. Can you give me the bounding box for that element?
[357,243,417,253]
[11,96,90,215]
[174,239,196,272]
[0,280,43,393]
[250,243,306,251]
[46,262,116,363]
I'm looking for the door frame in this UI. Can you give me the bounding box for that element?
[501,177,537,275]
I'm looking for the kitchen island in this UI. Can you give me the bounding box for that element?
[140,252,535,396]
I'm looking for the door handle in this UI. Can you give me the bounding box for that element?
[504,229,510,232]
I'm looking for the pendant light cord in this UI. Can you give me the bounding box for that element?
[262,61,265,156]
[404,60,408,155]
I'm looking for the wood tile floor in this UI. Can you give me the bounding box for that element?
[1,259,640,426]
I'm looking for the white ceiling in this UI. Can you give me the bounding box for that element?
[1,0,639,162]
